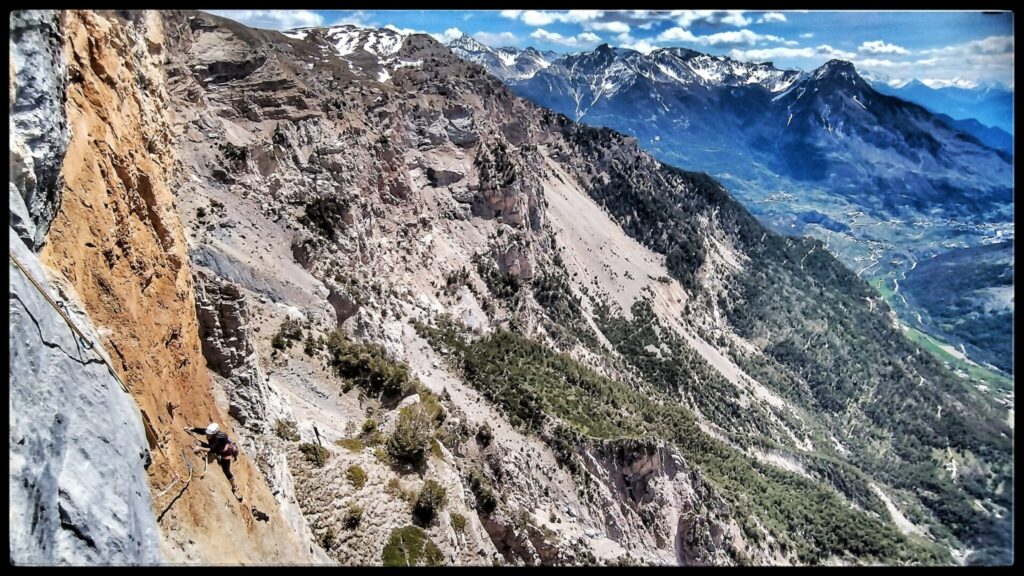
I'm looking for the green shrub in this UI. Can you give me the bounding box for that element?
[476,423,493,447]
[450,512,467,534]
[362,418,379,435]
[303,333,323,357]
[336,438,365,452]
[299,195,350,239]
[381,525,444,567]
[326,332,417,398]
[473,252,522,299]
[386,478,403,498]
[386,404,434,467]
[347,465,367,490]
[317,526,336,551]
[343,503,363,529]
[413,479,448,524]
[298,443,328,467]
[273,318,304,350]
[271,333,287,351]
[274,418,300,442]
[467,468,497,514]
[416,386,447,425]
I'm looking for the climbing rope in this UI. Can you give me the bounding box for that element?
[9,251,193,503]
[8,252,128,393]
[153,472,182,499]
[158,448,195,499]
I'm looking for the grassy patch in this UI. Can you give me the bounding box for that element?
[381,525,444,567]
[450,512,467,534]
[298,443,328,467]
[343,504,363,529]
[346,465,367,490]
[901,325,1013,391]
[336,438,366,452]
[274,418,300,442]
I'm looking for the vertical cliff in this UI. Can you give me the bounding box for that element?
[9,10,69,249]
[10,10,160,565]
[9,227,162,565]
[13,10,312,564]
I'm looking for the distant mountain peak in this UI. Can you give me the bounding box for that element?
[449,33,489,53]
[446,35,558,82]
[812,59,859,80]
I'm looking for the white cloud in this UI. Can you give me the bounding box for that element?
[669,10,758,29]
[622,39,659,55]
[530,28,603,48]
[857,58,898,67]
[920,77,979,89]
[499,10,522,19]
[522,11,559,26]
[614,32,659,54]
[656,27,792,47]
[473,31,519,47]
[854,35,1013,88]
[800,32,815,39]
[587,21,631,34]
[430,27,464,44]
[207,10,325,30]
[759,12,788,24]
[815,44,857,60]
[921,35,1013,55]
[702,29,780,46]
[720,11,752,27]
[859,40,910,55]
[673,10,716,28]
[565,11,605,23]
[328,11,376,27]
[385,24,421,36]
[728,47,815,60]
[518,10,605,27]
[728,44,856,62]
[656,27,700,43]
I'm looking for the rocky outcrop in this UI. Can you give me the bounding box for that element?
[195,271,287,431]
[9,227,161,565]
[9,10,69,250]
[581,438,738,565]
[326,287,359,327]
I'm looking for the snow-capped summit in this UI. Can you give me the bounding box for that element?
[316,24,407,58]
[810,60,861,84]
[448,33,491,55]
[446,34,559,82]
[279,24,420,84]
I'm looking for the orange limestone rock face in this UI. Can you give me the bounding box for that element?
[40,10,311,564]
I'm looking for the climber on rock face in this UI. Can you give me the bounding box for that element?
[186,422,242,501]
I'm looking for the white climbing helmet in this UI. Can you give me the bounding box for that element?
[205,422,220,435]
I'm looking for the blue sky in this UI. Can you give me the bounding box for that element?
[207,10,1014,88]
